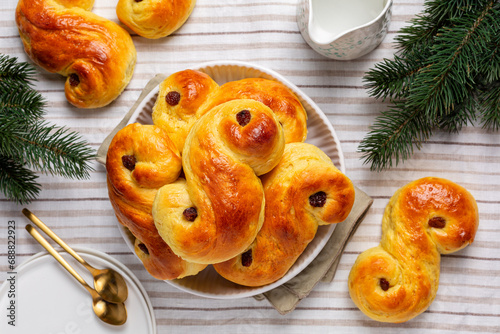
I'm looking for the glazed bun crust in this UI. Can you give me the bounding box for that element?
[214,143,355,286]
[117,0,196,39]
[348,177,479,323]
[152,69,220,153]
[15,0,136,108]
[153,99,285,264]
[106,123,182,210]
[106,123,206,279]
[152,70,307,154]
[204,78,308,144]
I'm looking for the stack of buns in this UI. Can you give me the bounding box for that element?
[106,69,355,285]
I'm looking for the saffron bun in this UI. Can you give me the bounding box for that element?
[152,69,220,153]
[106,123,206,279]
[152,69,307,154]
[214,143,355,286]
[116,0,196,39]
[348,177,479,323]
[15,0,136,108]
[202,78,308,144]
[153,99,285,264]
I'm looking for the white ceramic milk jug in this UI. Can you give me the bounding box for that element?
[297,0,393,60]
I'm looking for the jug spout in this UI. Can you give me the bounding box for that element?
[297,0,393,60]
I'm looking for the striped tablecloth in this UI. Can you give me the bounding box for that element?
[1,0,499,333]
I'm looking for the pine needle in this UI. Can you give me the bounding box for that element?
[0,54,37,87]
[478,84,500,130]
[358,101,434,171]
[0,156,41,205]
[0,54,96,204]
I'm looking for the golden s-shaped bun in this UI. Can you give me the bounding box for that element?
[152,69,220,152]
[204,78,308,144]
[348,177,479,323]
[214,143,355,286]
[117,0,196,39]
[153,99,285,264]
[106,123,206,279]
[16,0,136,108]
[152,69,307,154]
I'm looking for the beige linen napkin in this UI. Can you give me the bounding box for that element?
[97,74,373,315]
[256,186,372,314]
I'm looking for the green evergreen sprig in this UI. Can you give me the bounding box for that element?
[0,54,96,204]
[359,0,500,171]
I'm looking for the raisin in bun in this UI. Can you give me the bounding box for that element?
[348,177,479,323]
[153,99,285,264]
[116,0,196,39]
[214,143,355,286]
[152,70,307,154]
[16,0,136,109]
[106,123,206,279]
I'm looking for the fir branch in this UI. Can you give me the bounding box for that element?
[395,0,492,54]
[1,119,95,179]
[363,52,429,101]
[0,54,37,90]
[0,83,46,120]
[358,101,434,171]
[395,11,441,54]
[359,0,500,170]
[406,3,495,118]
[477,21,500,83]
[478,83,500,130]
[0,54,45,120]
[437,92,477,132]
[0,53,96,204]
[0,156,41,205]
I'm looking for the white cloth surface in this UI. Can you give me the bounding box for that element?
[1,0,499,333]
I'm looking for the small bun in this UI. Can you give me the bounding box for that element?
[205,78,308,144]
[153,99,285,264]
[348,177,479,323]
[106,123,206,279]
[16,0,136,108]
[152,69,220,153]
[116,0,196,39]
[214,143,355,286]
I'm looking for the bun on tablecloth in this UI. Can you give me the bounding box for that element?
[15,0,136,108]
[152,69,307,153]
[116,0,196,39]
[152,99,285,264]
[106,123,206,279]
[214,143,355,286]
[348,177,479,323]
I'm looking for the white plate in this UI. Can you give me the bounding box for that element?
[117,60,345,299]
[0,247,156,333]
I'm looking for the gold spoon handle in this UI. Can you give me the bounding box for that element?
[22,208,92,271]
[25,224,93,294]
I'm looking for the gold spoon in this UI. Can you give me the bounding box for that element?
[22,208,128,304]
[26,224,127,326]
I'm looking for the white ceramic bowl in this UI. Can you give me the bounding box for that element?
[116,60,345,299]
